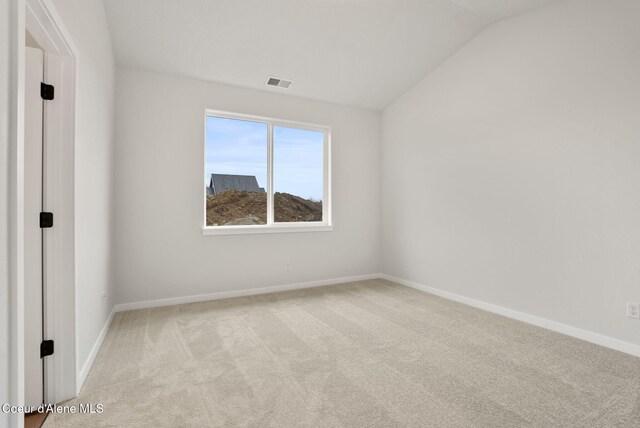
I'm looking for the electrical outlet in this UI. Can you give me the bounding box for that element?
[101,292,107,307]
[402,257,408,268]
[285,262,292,272]
[626,302,640,319]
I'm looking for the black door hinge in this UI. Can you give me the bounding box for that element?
[41,82,54,100]
[40,212,53,228]
[40,340,54,358]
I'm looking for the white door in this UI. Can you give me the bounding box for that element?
[25,46,45,408]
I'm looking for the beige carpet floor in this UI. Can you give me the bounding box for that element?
[44,279,640,427]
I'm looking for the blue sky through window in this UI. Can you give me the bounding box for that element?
[205,116,324,201]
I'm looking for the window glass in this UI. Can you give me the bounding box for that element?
[273,126,324,223]
[205,116,267,226]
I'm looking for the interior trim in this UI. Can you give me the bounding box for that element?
[381,274,640,358]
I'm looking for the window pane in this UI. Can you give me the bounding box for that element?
[273,126,324,223]
[205,116,267,226]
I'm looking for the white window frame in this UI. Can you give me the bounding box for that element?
[203,109,333,235]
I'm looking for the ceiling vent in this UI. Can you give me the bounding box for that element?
[266,76,292,89]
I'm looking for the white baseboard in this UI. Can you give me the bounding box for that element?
[114,273,381,312]
[381,274,640,358]
[77,306,116,394]
[78,272,637,395]
[75,274,379,394]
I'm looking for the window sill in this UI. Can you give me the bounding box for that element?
[202,223,334,236]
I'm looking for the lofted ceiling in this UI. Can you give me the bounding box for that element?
[103,0,561,111]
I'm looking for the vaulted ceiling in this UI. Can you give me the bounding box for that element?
[103,0,562,110]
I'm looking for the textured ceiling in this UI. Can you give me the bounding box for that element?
[103,0,562,110]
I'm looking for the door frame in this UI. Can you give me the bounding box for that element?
[10,0,77,421]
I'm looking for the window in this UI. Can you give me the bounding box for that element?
[204,110,331,235]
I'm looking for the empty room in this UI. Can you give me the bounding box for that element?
[2,0,640,427]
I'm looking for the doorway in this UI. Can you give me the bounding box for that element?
[19,0,79,413]
[24,44,47,410]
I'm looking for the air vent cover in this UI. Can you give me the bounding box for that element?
[266,76,292,89]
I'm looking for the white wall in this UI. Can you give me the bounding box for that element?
[382,0,640,348]
[50,0,116,378]
[1,0,13,423]
[114,67,380,305]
